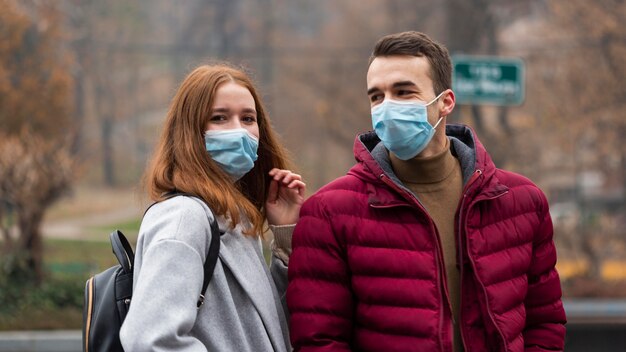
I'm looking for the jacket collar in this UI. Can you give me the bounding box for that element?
[214,217,290,351]
[350,124,507,206]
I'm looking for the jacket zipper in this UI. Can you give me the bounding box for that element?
[456,170,481,352]
[379,174,453,352]
[459,178,509,352]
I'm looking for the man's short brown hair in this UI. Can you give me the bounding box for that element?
[369,31,452,95]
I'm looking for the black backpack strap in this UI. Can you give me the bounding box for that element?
[198,209,221,308]
[149,191,222,308]
[110,230,134,274]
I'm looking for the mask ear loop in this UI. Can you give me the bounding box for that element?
[432,116,444,130]
[425,90,447,106]
[428,90,448,130]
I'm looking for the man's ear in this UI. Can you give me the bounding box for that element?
[440,89,456,117]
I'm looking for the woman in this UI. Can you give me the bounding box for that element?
[119,64,305,351]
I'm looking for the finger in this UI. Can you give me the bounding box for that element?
[297,181,306,197]
[281,173,294,185]
[271,169,302,181]
[269,168,292,178]
[284,172,302,181]
[287,180,306,197]
[267,179,279,203]
[287,180,305,189]
[269,168,287,179]
[272,169,290,181]
[282,172,304,186]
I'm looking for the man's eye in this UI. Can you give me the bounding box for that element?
[370,94,382,103]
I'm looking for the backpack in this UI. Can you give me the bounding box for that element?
[82,195,221,352]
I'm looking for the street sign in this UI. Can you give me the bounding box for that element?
[452,55,525,106]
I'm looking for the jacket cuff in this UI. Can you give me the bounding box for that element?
[269,224,294,265]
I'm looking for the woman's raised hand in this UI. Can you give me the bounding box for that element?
[265,168,306,226]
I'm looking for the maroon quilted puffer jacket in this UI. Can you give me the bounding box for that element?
[287,125,566,352]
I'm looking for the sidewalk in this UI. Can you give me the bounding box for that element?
[42,186,146,241]
[0,330,80,352]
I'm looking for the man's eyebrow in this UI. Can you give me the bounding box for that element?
[367,87,381,96]
[392,81,419,89]
[367,81,420,95]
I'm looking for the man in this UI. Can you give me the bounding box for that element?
[287,31,566,352]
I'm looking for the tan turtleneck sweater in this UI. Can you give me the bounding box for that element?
[390,138,464,352]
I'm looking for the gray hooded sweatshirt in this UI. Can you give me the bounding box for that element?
[119,195,291,352]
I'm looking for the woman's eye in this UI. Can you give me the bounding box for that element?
[210,115,226,122]
[242,116,257,123]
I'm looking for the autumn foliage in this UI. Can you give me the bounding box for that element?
[0,0,75,282]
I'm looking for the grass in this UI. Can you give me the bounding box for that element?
[0,305,83,330]
[89,218,142,234]
[0,236,140,331]
[2,216,262,330]
[0,185,146,330]
[44,237,134,274]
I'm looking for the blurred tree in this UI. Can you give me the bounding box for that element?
[528,0,626,280]
[0,0,75,283]
[92,2,131,186]
[0,130,74,283]
[268,0,432,188]
[0,0,73,138]
[64,0,151,186]
[444,0,535,167]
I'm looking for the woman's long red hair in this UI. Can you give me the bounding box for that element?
[144,64,293,236]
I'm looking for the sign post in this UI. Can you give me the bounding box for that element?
[452,55,525,106]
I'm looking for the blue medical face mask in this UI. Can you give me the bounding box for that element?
[371,92,445,160]
[204,128,259,180]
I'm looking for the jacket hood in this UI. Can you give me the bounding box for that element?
[349,124,503,202]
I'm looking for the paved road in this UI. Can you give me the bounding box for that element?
[0,330,80,352]
[42,205,142,240]
[40,186,145,241]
